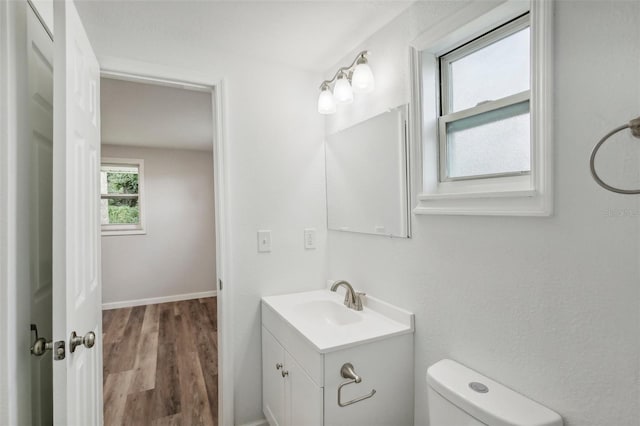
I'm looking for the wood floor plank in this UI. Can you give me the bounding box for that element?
[103,298,217,426]
[177,350,214,426]
[122,389,154,426]
[129,331,159,393]
[152,341,181,418]
[209,374,218,425]
[151,414,182,426]
[103,370,134,426]
[158,303,176,343]
[102,309,116,338]
[104,306,146,374]
[141,303,160,334]
[103,307,132,344]
[188,300,217,351]
[174,304,197,354]
[153,305,181,418]
[200,298,217,331]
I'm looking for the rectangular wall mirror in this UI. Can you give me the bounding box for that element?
[325,105,410,238]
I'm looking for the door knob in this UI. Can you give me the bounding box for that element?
[275,363,283,370]
[31,337,53,356]
[30,324,65,360]
[69,331,96,353]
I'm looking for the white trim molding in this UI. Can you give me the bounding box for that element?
[0,1,15,424]
[0,2,29,424]
[410,0,553,216]
[102,290,217,310]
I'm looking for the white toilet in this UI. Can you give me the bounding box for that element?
[427,359,563,426]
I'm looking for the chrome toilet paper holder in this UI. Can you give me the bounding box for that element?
[337,363,376,407]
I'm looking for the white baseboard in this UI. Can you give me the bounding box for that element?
[102,290,217,310]
[238,420,268,426]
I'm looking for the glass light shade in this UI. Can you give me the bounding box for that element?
[317,88,336,114]
[333,75,353,104]
[352,62,375,94]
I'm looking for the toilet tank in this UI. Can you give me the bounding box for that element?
[426,359,563,426]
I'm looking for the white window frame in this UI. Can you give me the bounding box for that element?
[100,157,146,236]
[409,0,553,216]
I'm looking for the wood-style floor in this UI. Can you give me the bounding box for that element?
[102,298,218,426]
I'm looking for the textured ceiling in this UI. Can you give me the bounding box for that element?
[101,77,214,151]
[75,0,415,72]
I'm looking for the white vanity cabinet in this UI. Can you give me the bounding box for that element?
[261,290,415,426]
[262,326,323,426]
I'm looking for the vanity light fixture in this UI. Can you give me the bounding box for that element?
[317,50,375,115]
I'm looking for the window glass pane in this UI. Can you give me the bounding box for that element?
[100,165,139,195]
[446,101,530,179]
[449,26,529,112]
[101,197,140,225]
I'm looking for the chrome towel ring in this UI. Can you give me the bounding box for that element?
[590,116,640,194]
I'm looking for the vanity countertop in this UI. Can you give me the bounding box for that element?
[262,289,414,353]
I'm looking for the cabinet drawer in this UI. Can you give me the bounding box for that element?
[262,301,324,386]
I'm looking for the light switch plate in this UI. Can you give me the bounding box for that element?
[257,230,271,253]
[304,228,316,249]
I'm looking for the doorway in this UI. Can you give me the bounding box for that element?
[98,75,220,425]
[2,1,231,423]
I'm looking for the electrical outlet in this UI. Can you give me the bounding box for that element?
[257,230,272,253]
[304,228,316,249]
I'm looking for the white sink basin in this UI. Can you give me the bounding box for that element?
[292,300,363,326]
[262,289,414,353]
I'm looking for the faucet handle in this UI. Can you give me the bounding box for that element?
[354,292,366,311]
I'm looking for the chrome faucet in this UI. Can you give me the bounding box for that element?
[330,280,365,311]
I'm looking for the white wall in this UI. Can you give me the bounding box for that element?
[101,145,217,305]
[325,1,640,426]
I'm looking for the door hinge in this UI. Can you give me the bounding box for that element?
[219,279,223,291]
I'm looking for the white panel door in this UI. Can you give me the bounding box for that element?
[52,1,103,425]
[27,5,54,425]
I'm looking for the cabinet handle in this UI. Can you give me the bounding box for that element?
[281,370,289,378]
[275,363,283,370]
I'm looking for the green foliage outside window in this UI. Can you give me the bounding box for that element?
[107,172,138,194]
[108,199,139,224]
[106,172,139,224]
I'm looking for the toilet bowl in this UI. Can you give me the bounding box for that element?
[426,359,563,426]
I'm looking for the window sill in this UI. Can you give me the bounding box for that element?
[418,188,536,201]
[414,189,551,216]
[101,228,146,237]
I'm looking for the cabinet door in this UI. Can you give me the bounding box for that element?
[262,327,285,426]
[285,352,323,426]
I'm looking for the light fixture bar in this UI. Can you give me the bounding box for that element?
[317,50,374,114]
[318,50,369,90]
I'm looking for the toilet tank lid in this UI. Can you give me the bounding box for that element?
[427,360,563,426]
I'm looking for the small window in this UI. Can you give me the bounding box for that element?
[100,158,145,235]
[411,0,552,216]
[438,14,530,181]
